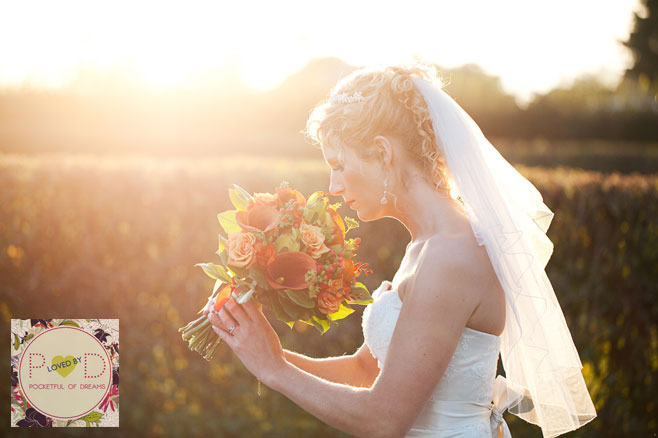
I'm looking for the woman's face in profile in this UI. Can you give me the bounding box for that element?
[321,143,386,222]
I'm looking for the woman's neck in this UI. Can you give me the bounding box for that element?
[388,176,472,244]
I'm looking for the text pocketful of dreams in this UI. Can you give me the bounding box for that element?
[27,383,107,390]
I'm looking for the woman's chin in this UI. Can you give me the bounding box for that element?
[354,207,376,222]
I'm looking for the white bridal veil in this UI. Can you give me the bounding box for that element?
[411,76,597,438]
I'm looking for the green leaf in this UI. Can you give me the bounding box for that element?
[274,233,300,253]
[229,187,251,211]
[303,192,328,225]
[77,411,104,427]
[311,316,330,334]
[216,235,227,257]
[232,184,253,202]
[58,320,80,328]
[24,333,34,341]
[284,289,316,308]
[266,292,294,325]
[218,246,229,266]
[217,210,241,234]
[349,281,373,305]
[228,265,249,278]
[278,293,302,320]
[306,191,324,206]
[249,269,268,290]
[195,263,233,283]
[327,303,355,321]
[13,334,19,351]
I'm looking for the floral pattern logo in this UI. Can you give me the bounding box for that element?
[11,319,119,427]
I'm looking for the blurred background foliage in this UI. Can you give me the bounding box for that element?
[2,1,658,436]
[0,157,656,437]
[0,56,656,157]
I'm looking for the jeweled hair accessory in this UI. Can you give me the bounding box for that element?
[329,91,364,104]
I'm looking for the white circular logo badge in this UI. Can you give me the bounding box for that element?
[18,327,112,419]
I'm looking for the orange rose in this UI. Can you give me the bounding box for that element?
[255,242,276,267]
[276,187,306,208]
[227,232,257,268]
[326,278,346,294]
[316,290,342,314]
[300,221,330,259]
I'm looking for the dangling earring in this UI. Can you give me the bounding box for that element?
[380,177,389,205]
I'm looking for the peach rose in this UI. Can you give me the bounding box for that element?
[251,192,279,208]
[316,290,342,314]
[227,232,257,268]
[236,204,280,233]
[300,221,330,259]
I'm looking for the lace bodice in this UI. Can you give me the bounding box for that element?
[361,281,512,438]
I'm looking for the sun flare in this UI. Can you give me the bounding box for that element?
[0,0,638,99]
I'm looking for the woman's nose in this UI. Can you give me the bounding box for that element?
[328,173,344,196]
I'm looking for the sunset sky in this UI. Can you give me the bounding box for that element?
[0,0,641,103]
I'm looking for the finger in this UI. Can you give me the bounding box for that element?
[241,298,266,321]
[217,306,239,332]
[212,324,237,349]
[207,312,227,331]
[225,297,251,323]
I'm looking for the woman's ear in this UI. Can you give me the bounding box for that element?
[373,135,394,169]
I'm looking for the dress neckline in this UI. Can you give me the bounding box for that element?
[382,287,501,339]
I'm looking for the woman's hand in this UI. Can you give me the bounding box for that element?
[206,297,286,385]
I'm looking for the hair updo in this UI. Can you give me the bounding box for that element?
[304,63,450,192]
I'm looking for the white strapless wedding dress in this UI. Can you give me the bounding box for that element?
[362,281,513,438]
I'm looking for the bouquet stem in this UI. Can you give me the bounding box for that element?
[179,315,221,361]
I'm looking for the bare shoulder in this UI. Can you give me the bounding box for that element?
[404,234,505,334]
[414,234,485,286]
[419,234,506,335]
[403,238,480,325]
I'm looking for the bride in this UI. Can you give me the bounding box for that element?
[206,64,596,437]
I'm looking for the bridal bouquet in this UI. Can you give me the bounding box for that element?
[179,183,373,360]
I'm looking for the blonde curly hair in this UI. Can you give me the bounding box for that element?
[304,63,451,192]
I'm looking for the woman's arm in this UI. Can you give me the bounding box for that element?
[283,341,380,388]
[206,299,380,387]
[211,245,480,437]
